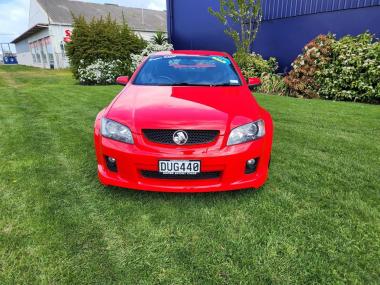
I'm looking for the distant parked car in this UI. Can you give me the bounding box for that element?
[94,50,273,193]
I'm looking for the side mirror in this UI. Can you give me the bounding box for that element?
[248,77,262,90]
[116,76,129,86]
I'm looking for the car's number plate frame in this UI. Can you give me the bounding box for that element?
[158,160,201,175]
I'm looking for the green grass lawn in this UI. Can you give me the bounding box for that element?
[0,65,379,284]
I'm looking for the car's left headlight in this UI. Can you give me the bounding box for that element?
[101,118,134,144]
[227,120,265,146]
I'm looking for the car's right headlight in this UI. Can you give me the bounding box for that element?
[101,118,134,144]
[227,120,265,146]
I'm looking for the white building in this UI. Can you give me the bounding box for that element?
[12,0,167,69]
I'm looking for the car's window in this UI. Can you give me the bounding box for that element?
[133,55,242,86]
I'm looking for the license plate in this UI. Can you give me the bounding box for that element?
[159,160,201,175]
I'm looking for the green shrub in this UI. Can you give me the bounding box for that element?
[151,31,168,45]
[234,52,278,79]
[285,32,380,103]
[66,15,146,82]
[317,32,380,103]
[258,73,289,96]
[284,34,335,99]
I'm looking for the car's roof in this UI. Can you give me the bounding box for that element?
[152,50,230,57]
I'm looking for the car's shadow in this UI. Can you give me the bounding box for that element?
[101,184,265,201]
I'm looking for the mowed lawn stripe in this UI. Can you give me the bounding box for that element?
[0,66,379,284]
[0,72,125,283]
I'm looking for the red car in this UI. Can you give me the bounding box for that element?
[94,50,273,192]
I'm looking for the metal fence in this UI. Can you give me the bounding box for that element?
[262,0,380,20]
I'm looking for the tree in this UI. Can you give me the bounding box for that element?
[209,0,262,54]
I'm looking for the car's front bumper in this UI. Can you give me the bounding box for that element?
[94,127,272,193]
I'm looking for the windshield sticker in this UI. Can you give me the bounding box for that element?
[169,60,216,68]
[170,63,216,69]
[212,56,231,64]
[230,79,239,84]
[148,57,162,61]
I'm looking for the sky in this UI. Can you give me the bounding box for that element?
[0,0,166,52]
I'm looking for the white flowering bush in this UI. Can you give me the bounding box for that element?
[317,32,380,103]
[77,59,127,85]
[130,42,173,72]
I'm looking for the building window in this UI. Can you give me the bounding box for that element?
[36,41,41,63]
[29,43,36,63]
[44,37,54,67]
[36,53,41,63]
[29,37,55,67]
[31,40,42,63]
[39,39,47,64]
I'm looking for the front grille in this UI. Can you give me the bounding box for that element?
[143,129,219,145]
[141,170,221,180]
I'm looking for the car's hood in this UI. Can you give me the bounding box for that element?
[106,85,261,135]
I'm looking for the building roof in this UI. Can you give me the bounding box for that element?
[11,24,48,43]
[36,0,166,32]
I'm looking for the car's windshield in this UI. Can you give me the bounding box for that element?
[133,55,242,86]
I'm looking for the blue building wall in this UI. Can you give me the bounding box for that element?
[261,0,380,20]
[167,0,380,72]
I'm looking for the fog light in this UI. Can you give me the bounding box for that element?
[107,157,116,163]
[245,158,258,174]
[105,156,117,172]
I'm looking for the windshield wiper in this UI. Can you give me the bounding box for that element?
[170,82,192,86]
[169,82,240,87]
[211,83,237,86]
[170,82,212,86]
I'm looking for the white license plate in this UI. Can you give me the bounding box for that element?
[159,160,201,175]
